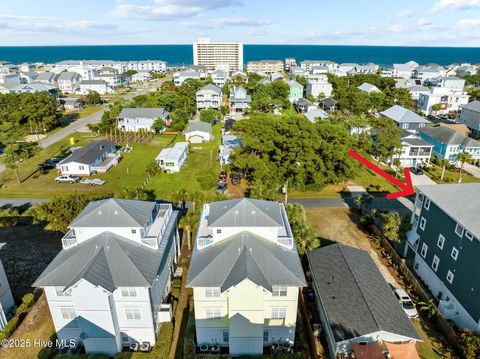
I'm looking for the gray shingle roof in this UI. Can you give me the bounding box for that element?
[307,244,421,343]
[287,80,303,88]
[184,121,212,134]
[207,198,284,227]
[416,184,480,239]
[33,229,172,292]
[461,100,480,113]
[381,105,430,124]
[419,126,480,147]
[70,198,155,228]
[186,231,306,291]
[59,140,115,166]
[118,108,169,119]
[57,72,79,82]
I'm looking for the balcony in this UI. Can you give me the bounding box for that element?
[143,204,173,248]
[62,229,78,248]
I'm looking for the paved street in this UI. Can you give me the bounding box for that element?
[0,198,47,209]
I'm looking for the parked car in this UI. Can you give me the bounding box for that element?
[216,181,228,193]
[230,173,241,185]
[409,167,423,175]
[393,288,418,318]
[219,170,227,182]
[38,160,56,170]
[55,175,80,183]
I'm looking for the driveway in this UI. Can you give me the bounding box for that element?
[410,172,437,186]
[0,198,47,209]
[462,162,480,179]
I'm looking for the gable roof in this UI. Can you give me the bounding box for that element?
[118,108,169,119]
[33,227,176,292]
[58,72,80,82]
[198,83,222,94]
[419,126,480,147]
[461,100,480,113]
[287,80,303,88]
[416,184,480,239]
[401,131,433,147]
[186,231,306,291]
[307,244,421,343]
[36,72,58,82]
[185,121,212,134]
[357,82,380,93]
[70,198,155,228]
[59,140,115,165]
[380,105,430,124]
[305,107,329,123]
[207,198,284,227]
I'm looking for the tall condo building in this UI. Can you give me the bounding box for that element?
[193,38,243,72]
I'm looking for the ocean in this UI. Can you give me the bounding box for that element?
[1,44,479,67]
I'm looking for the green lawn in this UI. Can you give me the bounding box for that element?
[146,124,222,200]
[0,125,222,199]
[422,163,480,184]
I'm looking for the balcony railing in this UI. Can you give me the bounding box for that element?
[277,237,293,248]
[142,204,172,248]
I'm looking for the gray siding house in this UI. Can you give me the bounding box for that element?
[405,184,480,333]
[459,101,480,137]
[380,105,430,133]
[118,108,170,132]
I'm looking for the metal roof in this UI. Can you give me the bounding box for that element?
[416,184,480,239]
[307,244,422,343]
[185,121,212,134]
[57,72,80,82]
[207,198,284,228]
[419,126,480,147]
[118,108,169,119]
[197,83,222,94]
[186,231,306,291]
[70,198,156,228]
[59,140,115,166]
[380,105,430,124]
[461,100,480,113]
[33,231,163,292]
[357,82,381,93]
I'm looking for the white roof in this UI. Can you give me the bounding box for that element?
[156,142,188,162]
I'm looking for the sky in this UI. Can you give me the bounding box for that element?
[0,0,480,46]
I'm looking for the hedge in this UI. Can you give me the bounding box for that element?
[0,292,37,341]
[16,293,35,314]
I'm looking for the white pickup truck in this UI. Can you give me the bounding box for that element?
[55,175,80,183]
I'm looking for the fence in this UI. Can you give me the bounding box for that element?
[370,225,461,353]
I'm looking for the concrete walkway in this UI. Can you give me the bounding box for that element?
[462,162,480,178]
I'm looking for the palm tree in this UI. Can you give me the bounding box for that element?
[188,191,204,212]
[178,210,197,251]
[380,212,402,243]
[171,188,188,209]
[456,151,473,183]
[438,159,449,182]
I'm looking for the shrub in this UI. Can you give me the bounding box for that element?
[16,293,35,314]
[0,316,19,341]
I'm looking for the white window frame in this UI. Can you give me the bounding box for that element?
[465,231,474,241]
[121,288,137,297]
[419,217,426,230]
[60,307,76,320]
[271,307,287,320]
[446,270,454,284]
[222,331,229,343]
[272,286,288,297]
[205,307,222,320]
[451,247,459,261]
[424,198,431,210]
[204,288,221,298]
[432,255,440,272]
[125,307,142,320]
[421,243,428,258]
[437,234,445,250]
[455,223,464,237]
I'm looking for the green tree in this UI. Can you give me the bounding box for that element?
[124,69,138,76]
[438,159,449,181]
[179,210,198,251]
[152,118,166,133]
[456,151,473,183]
[370,118,402,164]
[285,203,319,254]
[84,91,102,105]
[171,188,188,209]
[32,194,92,232]
[199,108,220,124]
[1,143,38,183]
[145,160,160,177]
[117,187,154,201]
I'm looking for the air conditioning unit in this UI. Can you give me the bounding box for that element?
[139,342,151,352]
[199,344,209,353]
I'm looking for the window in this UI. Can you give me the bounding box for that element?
[424,198,431,210]
[60,307,76,320]
[419,217,426,230]
[446,271,454,284]
[205,308,222,319]
[204,288,220,297]
[451,247,459,261]
[125,308,142,320]
[216,229,222,234]
[455,223,464,237]
[421,243,428,258]
[272,286,288,297]
[263,331,269,342]
[121,333,130,344]
[131,229,137,234]
[465,231,474,241]
[121,288,137,297]
[55,287,72,297]
[222,331,229,343]
[402,123,409,129]
[432,255,440,272]
[437,234,445,249]
[271,307,287,320]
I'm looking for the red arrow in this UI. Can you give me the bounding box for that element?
[347,149,415,200]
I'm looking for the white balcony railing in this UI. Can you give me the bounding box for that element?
[277,237,293,248]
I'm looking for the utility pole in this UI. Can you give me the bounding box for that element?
[282,180,288,205]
